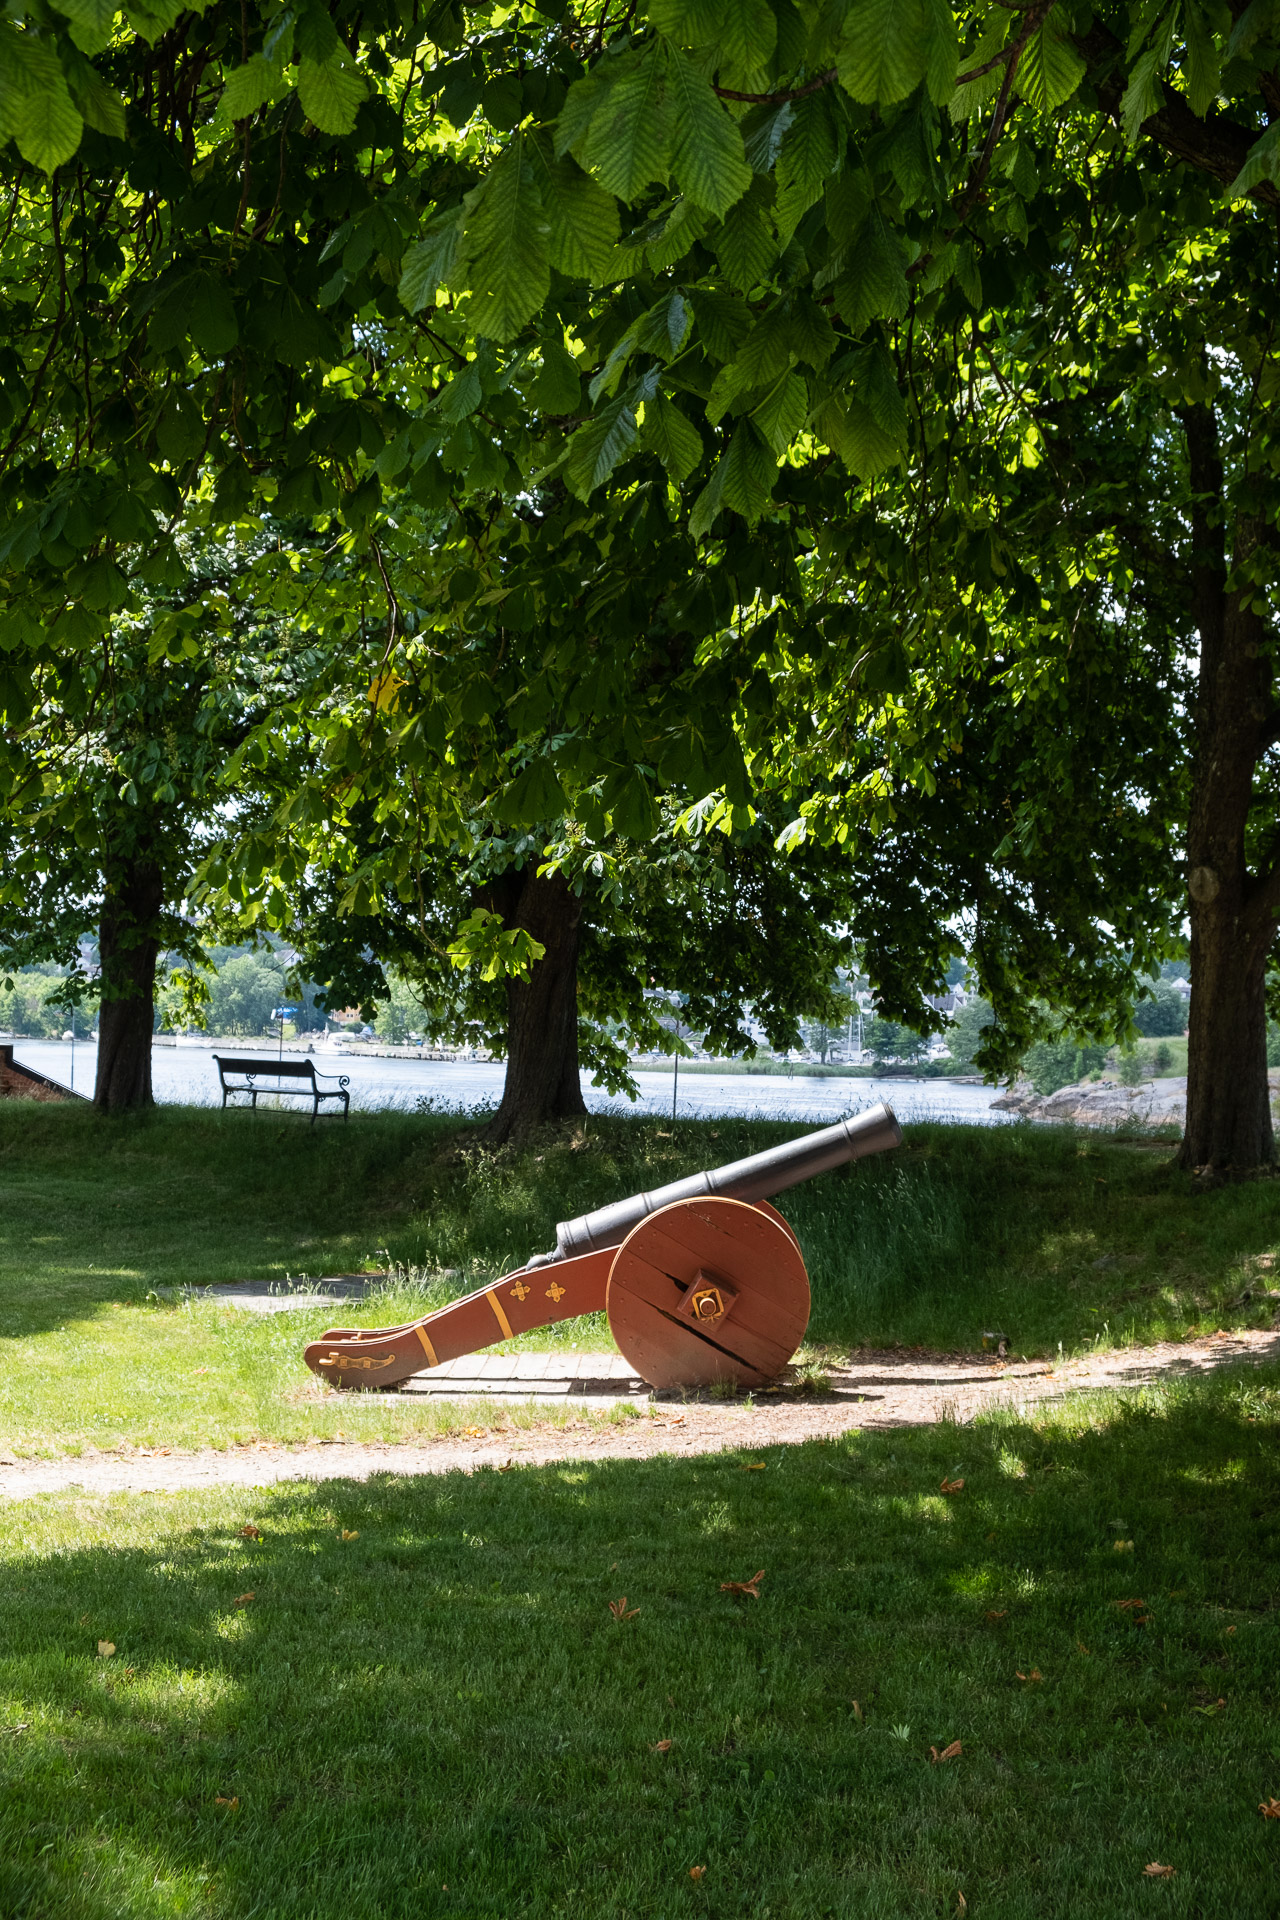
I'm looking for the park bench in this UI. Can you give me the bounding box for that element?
[212,1054,350,1124]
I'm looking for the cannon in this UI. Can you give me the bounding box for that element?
[303,1104,902,1393]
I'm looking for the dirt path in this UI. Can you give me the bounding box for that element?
[2,1329,1276,1501]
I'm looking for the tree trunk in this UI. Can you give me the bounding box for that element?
[1176,403,1277,1171]
[94,854,164,1113]
[478,866,588,1143]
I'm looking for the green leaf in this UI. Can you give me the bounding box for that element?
[295,8,341,64]
[692,288,754,362]
[582,50,672,201]
[813,395,901,475]
[751,369,809,454]
[399,210,464,313]
[1182,0,1221,117]
[832,208,908,332]
[564,385,645,497]
[788,292,837,366]
[664,47,752,216]
[921,0,959,104]
[1227,118,1280,197]
[775,89,838,238]
[715,418,777,522]
[1020,24,1087,115]
[608,770,661,840]
[645,198,713,270]
[462,135,549,342]
[187,270,239,357]
[1119,46,1162,143]
[634,292,692,359]
[712,198,777,289]
[646,0,726,41]
[495,757,568,826]
[951,16,1009,121]
[62,46,127,139]
[838,0,926,107]
[222,55,281,121]
[529,137,620,281]
[856,341,907,443]
[0,37,83,172]
[741,98,794,173]
[438,362,483,424]
[639,389,703,481]
[297,53,366,135]
[717,0,778,70]
[1227,0,1275,59]
[531,338,583,414]
[555,63,609,160]
[57,0,116,56]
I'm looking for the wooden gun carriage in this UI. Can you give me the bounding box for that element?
[303,1104,902,1393]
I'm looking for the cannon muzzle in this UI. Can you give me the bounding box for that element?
[526,1103,901,1267]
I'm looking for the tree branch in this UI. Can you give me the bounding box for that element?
[1074,21,1280,208]
[714,67,837,107]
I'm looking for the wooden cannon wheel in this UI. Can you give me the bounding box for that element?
[606,1196,810,1391]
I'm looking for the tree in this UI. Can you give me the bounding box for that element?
[205,952,287,1037]
[1132,979,1188,1040]
[261,808,859,1139]
[0,631,252,1108]
[2,0,1278,1164]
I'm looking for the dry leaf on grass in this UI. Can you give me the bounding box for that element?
[738,1463,766,1472]
[957,1896,967,1913]
[1260,1798,1280,1819]
[1114,1597,1146,1610]
[233,1592,254,1608]
[1113,1540,1135,1553]
[608,1596,639,1622]
[651,1739,673,1753]
[851,1700,863,1723]
[7,1722,30,1735]
[96,1641,115,1659]
[215,1796,239,1810]
[985,1609,1008,1622]
[341,1529,359,1542]
[192,1367,208,1375]
[1143,1863,1176,1878]
[1016,1669,1043,1683]
[930,1740,963,1764]
[238,1525,261,1540]
[462,1425,486,1438]
[939,1477,965,1494]
[720,1570,765,1599]
[689,1865,706,1881]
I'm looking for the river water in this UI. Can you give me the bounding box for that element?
[11,1038,1008,1126]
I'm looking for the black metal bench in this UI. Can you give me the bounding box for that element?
[212,1055,350,1124]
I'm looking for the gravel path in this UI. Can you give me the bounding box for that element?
[1,1329,1275,1501]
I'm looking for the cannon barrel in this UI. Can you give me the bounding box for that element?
[527,1103,902,1267]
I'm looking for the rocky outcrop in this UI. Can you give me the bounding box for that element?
[991,1076,1187,1127]
[0,1043,85,1102]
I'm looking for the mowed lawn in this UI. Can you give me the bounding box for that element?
[1,1102,1279,1453]
[2,1374,1279,1918]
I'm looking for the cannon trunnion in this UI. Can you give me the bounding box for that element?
[303,1106,901,1393]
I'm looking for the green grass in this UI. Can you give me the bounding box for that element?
[2,1369,1279,1918]
[1,1104,1278,1454]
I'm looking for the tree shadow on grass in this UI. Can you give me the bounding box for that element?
[2,1369,1280,1920]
